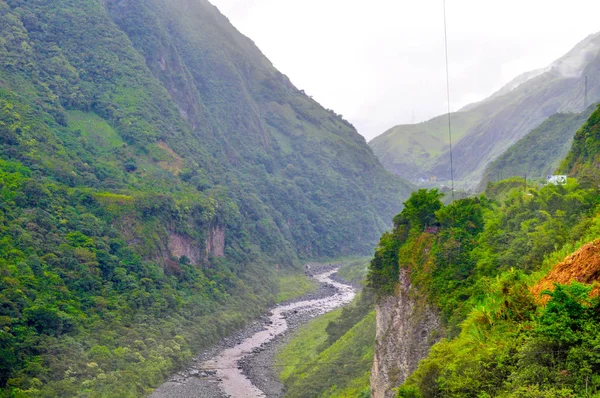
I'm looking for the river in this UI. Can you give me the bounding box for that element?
[150,267,356,398]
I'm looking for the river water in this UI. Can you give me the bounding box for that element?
[150,268,356,398]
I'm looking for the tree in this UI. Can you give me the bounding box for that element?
[401,189,444,230]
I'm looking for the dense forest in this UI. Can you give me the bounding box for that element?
[0,0,412,396]
[368,105,600,397]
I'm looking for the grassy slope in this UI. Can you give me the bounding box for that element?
[278,311,375,398]
[336,257,371,285]
[277,257,376,397]
[561,104,600,177]
[68,111,125,149]
[276,272,318,303]
[369,110,484,180]
[278,309,343,382]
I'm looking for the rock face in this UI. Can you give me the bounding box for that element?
[206,225,225,258]
[166,225,225,265]
[168,233,204,265]
[371,269,440,398]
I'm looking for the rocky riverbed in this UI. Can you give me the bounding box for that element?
[150,264,356,398]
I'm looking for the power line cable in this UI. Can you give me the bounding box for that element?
[443,0,455,203]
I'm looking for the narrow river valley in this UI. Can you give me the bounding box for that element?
[150,267,356,398]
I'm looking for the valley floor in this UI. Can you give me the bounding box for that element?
[149,264,354,398]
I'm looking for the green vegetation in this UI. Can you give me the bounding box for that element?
[336,257,371,286]
[278,309,343,382]
[481,104,598,187]
[284,312,375,398]
[276,273,318,303]
[561,104,600,185]
[0,0,412,396]
[369,111,484,180]
[67,111,125,150]
[397,266,600,397]
[368,168,600,395]
[0,158,278,397]
[365,104,600,397]
[104,0,414,257]
[277,293,375,398]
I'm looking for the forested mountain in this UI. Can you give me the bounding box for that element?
[480,104,598,187]
[0,0,412,395]
[561,101,600,179]
[368,106,600,396]
[370,32,600,188]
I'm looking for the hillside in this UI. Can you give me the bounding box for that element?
[368,106,600,396]
[561,100,600,180]
[480,104,598,187]
[370,32,600,188]
[369,184,600,396]
[369,111,484,180]
[104,0,414,257]
[0,0,412,395]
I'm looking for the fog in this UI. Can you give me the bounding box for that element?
[210,0,600,140]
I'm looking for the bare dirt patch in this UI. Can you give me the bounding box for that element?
[531,240,600,303]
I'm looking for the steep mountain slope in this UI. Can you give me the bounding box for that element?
[107,0,414,256]
[371,32,600,188]
[561,101,600,179]
[480,103,598,187]
[462,68,546,110]
[369,110,484,180]
[0,0,412,395]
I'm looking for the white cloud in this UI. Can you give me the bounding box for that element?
[210,0,600,140]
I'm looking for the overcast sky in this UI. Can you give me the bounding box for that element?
[210,0,600,140]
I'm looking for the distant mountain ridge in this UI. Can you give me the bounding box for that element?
[370,32,600,188]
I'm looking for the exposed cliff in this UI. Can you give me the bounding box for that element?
[367,192,488,397]
[371,269,440,398]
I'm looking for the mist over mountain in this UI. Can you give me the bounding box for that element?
[370,32,600,189]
